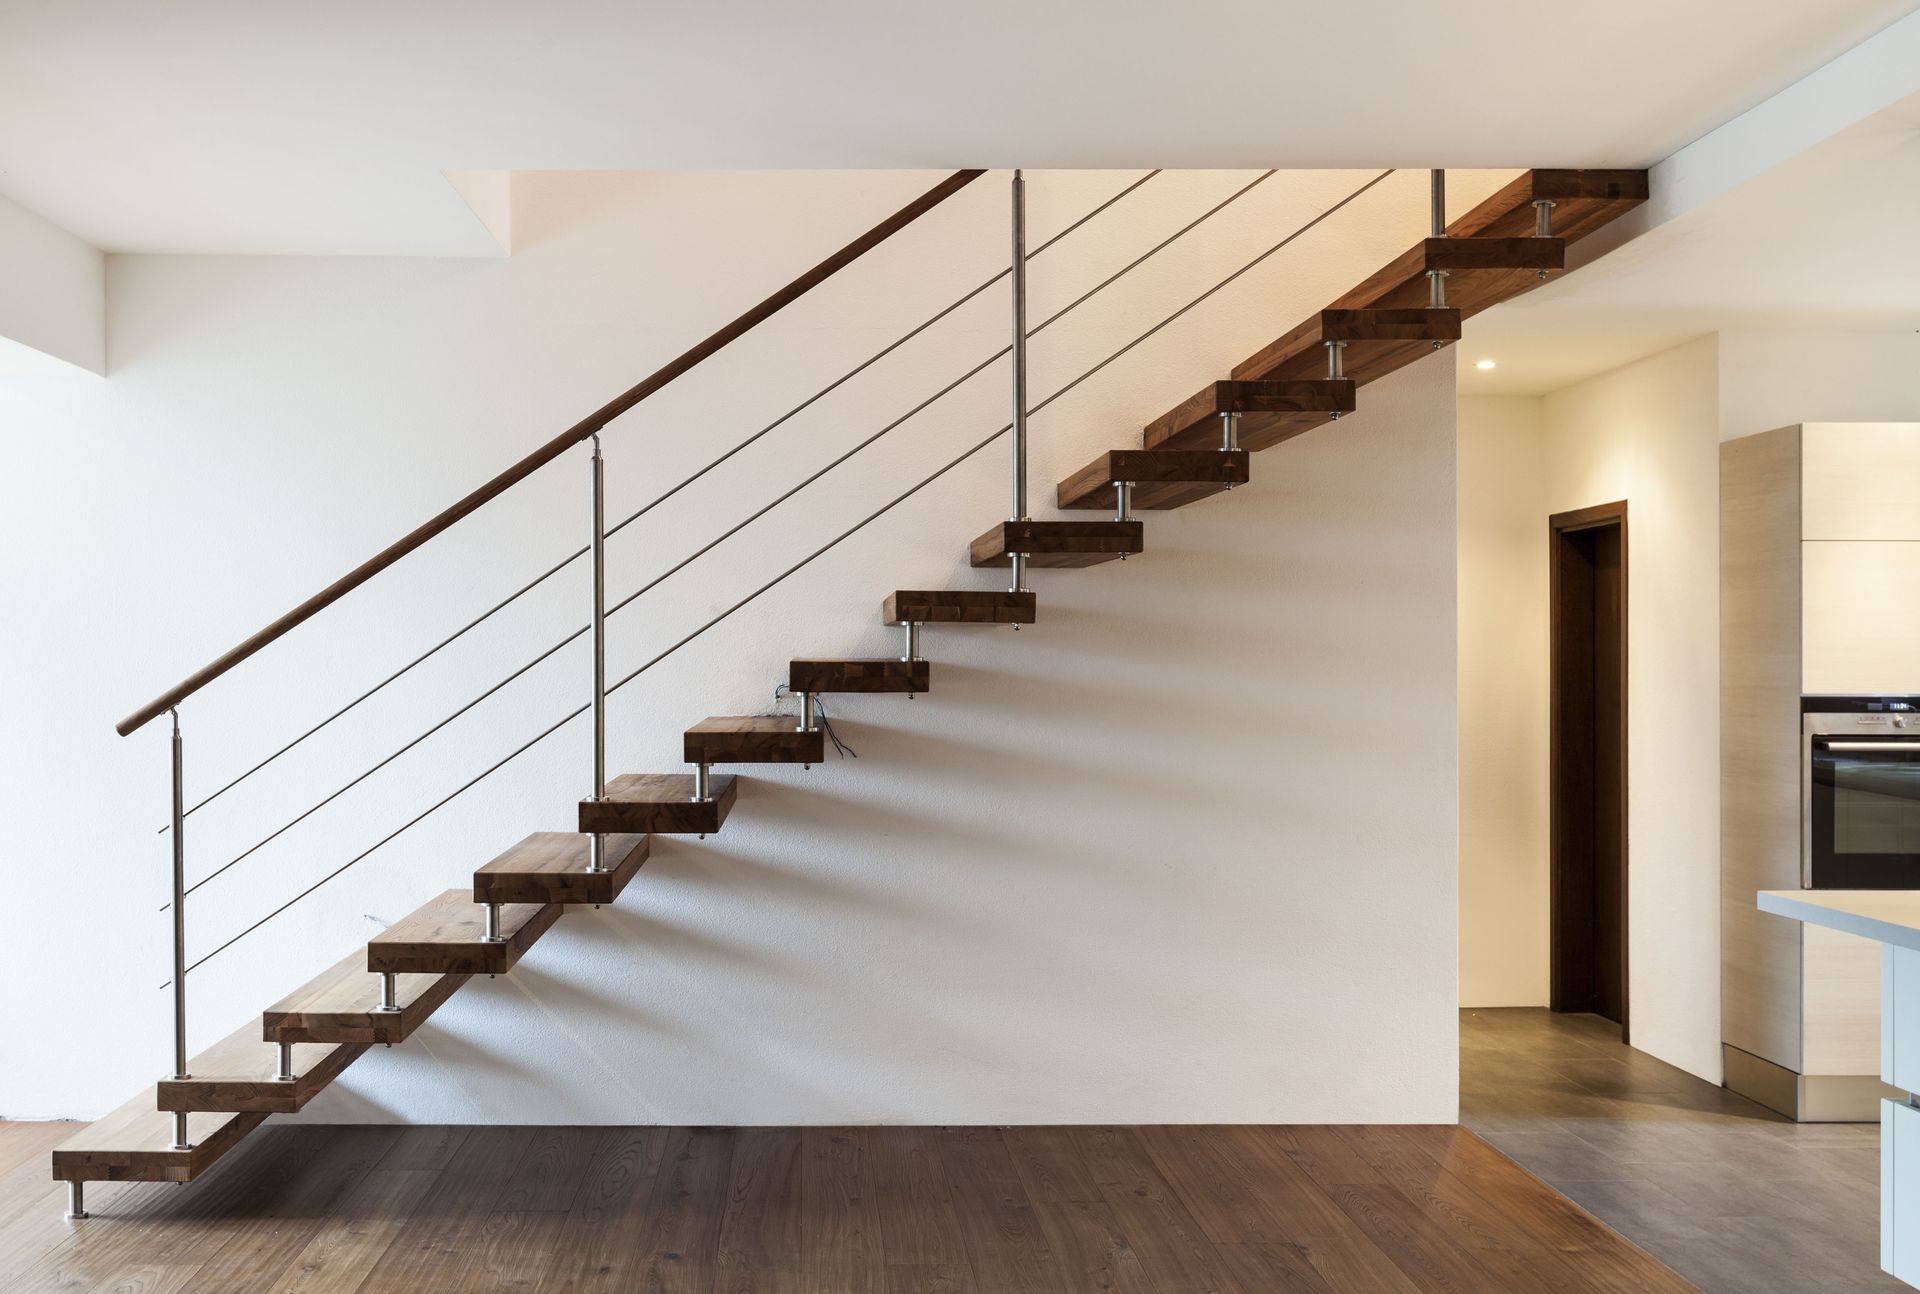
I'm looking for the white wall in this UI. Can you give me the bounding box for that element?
[0,192,104,373]
[1719,329,1920,439]
[1458,395,1550,1007]
[0,169,1468,1124]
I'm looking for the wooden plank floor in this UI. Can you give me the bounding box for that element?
[1463,1007,1897,1294]
[0,1119,1693,1293]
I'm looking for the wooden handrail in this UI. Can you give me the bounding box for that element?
[117,168,987,737]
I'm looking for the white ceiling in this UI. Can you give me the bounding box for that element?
[1459,86,1920,395]
[2,0,1917,254]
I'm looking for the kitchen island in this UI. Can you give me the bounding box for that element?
[1761,889,1920,1286]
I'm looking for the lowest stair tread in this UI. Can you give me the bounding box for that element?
[52,1091,266,1181]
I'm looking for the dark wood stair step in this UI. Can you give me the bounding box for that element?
[156,1025,367,1115]
[52,1092,267,1184]
[1144,379,1355,454]
[883,590,1036,625]
[472,831,649,906]
[685,715,824,765]
[367,889,562,976]
[970,520,1143,569]
[1330,236,1563,318]
[1056,449,1250,512]
[581,772,739,835]
[1231,307,1461,386]
[262,951,468,1046]
[790,659,930,694]
[1448,169,1649,244]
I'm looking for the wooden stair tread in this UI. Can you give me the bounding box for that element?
[367,889,562,976]
[52,1090,267,1183]
[263,951,467,1045]
[1143,379,1355,454]
[473,831,649,906]
[156,1023,367,1115]
[1056,449,1249,512]
[582,772,738,835]
[685,715,824,765]
[1231,307,1460,386]
[1448,169,1649,243]
[970,520,1143,569]
[1329,236,1563,318]
[790,659,930,693]
[884,590,1035,624]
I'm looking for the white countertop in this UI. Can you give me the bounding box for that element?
[1760,890,1920,951]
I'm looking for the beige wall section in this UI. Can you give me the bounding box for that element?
[1542,335,1724,1081]
[1719,331,1920,441]
[1456,338,1723,1079]
[1458,396,1550,1006]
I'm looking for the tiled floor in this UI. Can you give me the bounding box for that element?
[1462,1007,1899,1294]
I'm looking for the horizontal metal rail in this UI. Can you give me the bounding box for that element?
[162,171,1162,833]
[117,169,987,738]
[167,169,1395,971]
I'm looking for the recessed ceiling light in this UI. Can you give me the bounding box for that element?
[1475,358,1497,370]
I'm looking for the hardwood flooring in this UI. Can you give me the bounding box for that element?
[1462,1007,1897,1294]
[0,1117,1691,1292]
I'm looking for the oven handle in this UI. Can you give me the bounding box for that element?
[1818,741,1920,751]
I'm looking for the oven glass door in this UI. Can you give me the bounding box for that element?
[1810,738,1920,887]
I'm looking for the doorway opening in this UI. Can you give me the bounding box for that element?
[1549,501,1628,1039]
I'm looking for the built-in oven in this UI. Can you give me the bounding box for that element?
[1804,695,1920,888]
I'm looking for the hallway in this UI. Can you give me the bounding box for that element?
[1462,1007,1897,1293]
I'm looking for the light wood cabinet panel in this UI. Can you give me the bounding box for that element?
[1802,924,1882,1076]
[1802,542,1920,694]
[1802,423,1920,540]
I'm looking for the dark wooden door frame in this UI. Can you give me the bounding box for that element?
[1548,500,1629,1041]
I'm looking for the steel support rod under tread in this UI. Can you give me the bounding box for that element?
[901,621,922,662]
[1220,410,1240,452]
[484,903,504,943]
[693,763,712,802]
[65,1181,86,1220]
[376,972,398,1013]
[1114,481,1134,523]
[274,1041,295,1082]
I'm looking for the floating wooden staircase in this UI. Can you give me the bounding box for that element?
[53,167,1646,1212]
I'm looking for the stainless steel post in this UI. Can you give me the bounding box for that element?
[902,621,922,662]
[1427,169,1448,308]
[169,710,190,1105]
[483,903,504,943]
[799,692,816,732]
[1008,170,1030,597]
[1114,481,1133,524]
[1220,411,1240,452]
[1534,198,1556,237]
[376,972,398,1013]
[274,1041,294,1082]
[588,433,608,874]
[1326,341,1346,381]
[1010,169,1028,524]
[65,1180,86,1220]
[693,762,711,802]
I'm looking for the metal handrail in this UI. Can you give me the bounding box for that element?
[168,169,1397,976]
[116,169,986,739]
[163,171,1163,832]
[169,170,1268,903]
